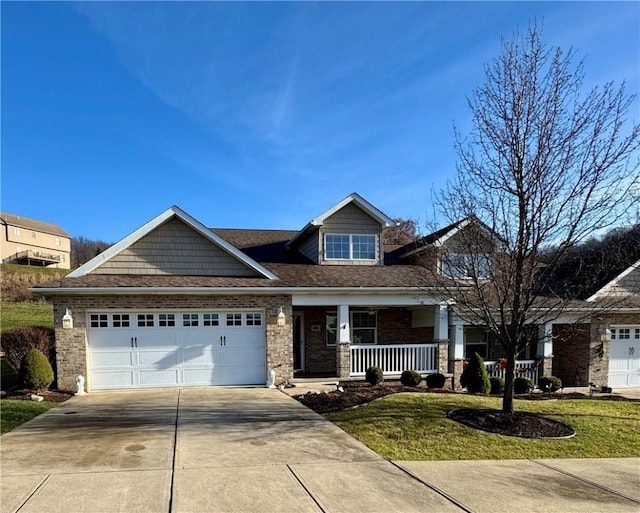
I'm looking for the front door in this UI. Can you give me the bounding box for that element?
[293,313,305,371]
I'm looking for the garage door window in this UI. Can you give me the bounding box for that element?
[159,314,175,327]
[112,314,130,328]
[246,313,262,326]
[203,313,220,326]
[183,314,199,327]
[611,328,640,340]
[226,313,242,326]
[138,314,154,327]
[90,314,108,328]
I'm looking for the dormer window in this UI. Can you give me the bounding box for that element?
[325,234,377,261]
[442,253,490,279]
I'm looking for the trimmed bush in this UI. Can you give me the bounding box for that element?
[426,372,446,389]
[365,366,384,385]
[1,326,55,377]
[460,352,490,395]
[400,369,422,387]
[514,377,534,394]
[489,376,505,395]
[538,375,562,392]
[20,349,54,391]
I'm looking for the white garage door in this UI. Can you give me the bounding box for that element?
[608,326,640,388]
[88,311,266,390]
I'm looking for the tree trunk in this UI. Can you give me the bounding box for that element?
[502,352,517,415]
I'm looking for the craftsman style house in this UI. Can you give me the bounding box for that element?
[1,212,71,269]
[33,194,639,392]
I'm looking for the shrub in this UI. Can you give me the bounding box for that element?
[514,377,534,394]
[426,372,446,389]
[538,375,562,392]
[400,369,422,387]
[1,326,56,377]
[1,357,19,390]
[365,366,384,385]
[489,376,505,395]
[460,352,490,395]
[20,349,54,391]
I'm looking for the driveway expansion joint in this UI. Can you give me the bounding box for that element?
[287,464,327,513]
[14,474,50,513]
[168,388,181,513]
[390,461,474,513]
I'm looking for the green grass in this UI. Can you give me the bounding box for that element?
[325,393,640,460]
[1,263,69,277]
[0,400,57,434]
[0,301,54,332]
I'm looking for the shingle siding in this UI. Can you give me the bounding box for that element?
[320,203,382,266]
[94,218,259,277]
[298,232,320,263]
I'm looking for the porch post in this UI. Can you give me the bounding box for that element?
[336,304,351,379]
[449,321,465,389]
[536,322,554,380]
[434,303,449,374]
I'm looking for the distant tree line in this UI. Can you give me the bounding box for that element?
[71,236,112,269]
[541,223,640,299]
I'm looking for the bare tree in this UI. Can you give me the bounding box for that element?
[383,218,418,245]
[431,25,640,415]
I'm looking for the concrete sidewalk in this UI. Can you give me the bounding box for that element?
[1,388,639,513]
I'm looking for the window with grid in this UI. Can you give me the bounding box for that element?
[226,313,242,326]
[182,314,199,327]
[90,314,108,328]
[442,254,490,279]
[137,314,154,327]
[112,314,130,328]
[324,234,377,260]
[159,314,176,327]
[203,313,219,327]
[246,313,262,326]
[351,312,376,344]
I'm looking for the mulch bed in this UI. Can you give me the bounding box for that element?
[447,408,575,439]
[1,388,73,403]
[293,381,625,438]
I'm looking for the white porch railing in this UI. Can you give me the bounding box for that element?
[351,344,438,377]
[484,360,539,385]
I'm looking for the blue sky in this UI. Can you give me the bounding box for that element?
[2,1,638,242]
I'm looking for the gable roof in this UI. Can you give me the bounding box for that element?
[0,212,69,238]
[67,206,278,280]
[402,215,504,257]
[287,193,396,248]
[586,259,640,302]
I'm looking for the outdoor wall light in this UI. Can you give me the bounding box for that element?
[277,306,286,327]
[62,308,73,329]
[598,327,611,342]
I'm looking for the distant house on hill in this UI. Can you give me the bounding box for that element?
[0,212,71,269]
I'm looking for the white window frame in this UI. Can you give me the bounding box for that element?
[326,312,337,347]
[464,327,489,359]
[351,311,377,344]
[13,227,21,236]
[324,233,377,261]
[442,253,490,279]
[55,237,61,246]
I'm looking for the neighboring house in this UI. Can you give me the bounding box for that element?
[1,212,71,269]
[32,194,639,392]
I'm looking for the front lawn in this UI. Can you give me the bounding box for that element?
[0,301,54,332]
[325,393,640,460]
[0,400,57,434]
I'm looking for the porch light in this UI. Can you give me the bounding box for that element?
[277,306,286,327]
[598,327,611,342]
[62,308,73,329]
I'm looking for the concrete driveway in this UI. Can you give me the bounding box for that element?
[2,388,639,513]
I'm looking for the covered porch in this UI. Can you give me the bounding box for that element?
[291,294,451,379]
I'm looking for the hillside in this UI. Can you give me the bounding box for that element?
[1,264,69,303]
